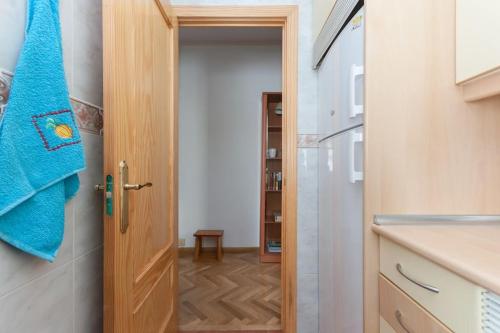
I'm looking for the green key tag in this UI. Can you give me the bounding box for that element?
[106,174,113,216]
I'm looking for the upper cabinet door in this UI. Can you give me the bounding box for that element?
[456,0,500,83]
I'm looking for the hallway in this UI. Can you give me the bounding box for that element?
[179,250,281,332]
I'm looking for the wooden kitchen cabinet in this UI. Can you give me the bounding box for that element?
[379,238,482,333]
[316,0,500,331]
[363,0,500,331]
[379,275,453,333]
[456,0,500,100]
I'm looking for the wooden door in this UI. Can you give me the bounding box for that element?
[103,0,178,332]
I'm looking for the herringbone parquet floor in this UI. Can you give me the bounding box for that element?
[179,249,281,332]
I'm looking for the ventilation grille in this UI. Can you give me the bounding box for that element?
[313,0,360,68]
[483,291,500,332]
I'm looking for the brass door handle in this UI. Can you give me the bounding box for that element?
[119,160,152,233]
[124,182,152,191]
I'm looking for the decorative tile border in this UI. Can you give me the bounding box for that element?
[1,69,103,136]
[70,98,103,135]
[297,134,319,148]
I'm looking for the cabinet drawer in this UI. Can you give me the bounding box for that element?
[380,316,397,333]
[380,237,482,333]
[380,274,452,333]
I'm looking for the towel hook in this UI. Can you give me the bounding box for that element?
[0,71,11,107]
[0,71,12,118]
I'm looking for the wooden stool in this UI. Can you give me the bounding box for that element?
[193,230,224,261]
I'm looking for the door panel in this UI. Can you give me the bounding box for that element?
[131,0,173,277]
[103,0,178,332]
[133,264,175,333]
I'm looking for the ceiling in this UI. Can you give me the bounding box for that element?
[179,27,282,44]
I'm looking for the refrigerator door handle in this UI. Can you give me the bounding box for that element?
[349,64,364,118]
[349,131,363,183]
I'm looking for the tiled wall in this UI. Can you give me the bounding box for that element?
[297,135,319,333]
[0,1,104,332]
[172,1,319,332]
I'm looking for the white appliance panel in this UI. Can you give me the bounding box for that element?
[319,126,364,333]
[318,5,364,332]
[318,7,364,140]
[337,7,364,130]
[318,40,341,140]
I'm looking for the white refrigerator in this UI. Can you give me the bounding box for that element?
[318,7,364,333]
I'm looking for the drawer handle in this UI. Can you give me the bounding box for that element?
[395,310,412,333]
[396,263,440,294]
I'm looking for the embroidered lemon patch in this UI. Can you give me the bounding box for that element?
[32,109,81,151]
[46,117,73,139]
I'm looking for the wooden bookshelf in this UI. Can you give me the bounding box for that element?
[260,92,283,263]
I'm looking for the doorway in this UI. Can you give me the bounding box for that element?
[174,6,298,333]
[102,3,298,332]
[178,26,282,332]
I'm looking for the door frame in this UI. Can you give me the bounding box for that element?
[172,5,298,333]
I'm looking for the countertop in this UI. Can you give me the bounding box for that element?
[372,222,500,295]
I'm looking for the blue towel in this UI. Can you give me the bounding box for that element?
[0,0,85,261]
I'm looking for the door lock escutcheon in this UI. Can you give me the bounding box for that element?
[94,184,105,191]
[119,160,153,233]
[95,175,114,216]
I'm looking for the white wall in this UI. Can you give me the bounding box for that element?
[179,43,282,248]
[179,45,209,247]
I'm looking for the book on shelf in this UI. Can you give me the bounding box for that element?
[268,240,281,246]
[265,169,282,191]
[266,240,282,253]
[273,211,282,222]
